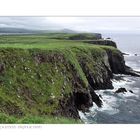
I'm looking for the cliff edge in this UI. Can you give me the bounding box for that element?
[0,33,138,123]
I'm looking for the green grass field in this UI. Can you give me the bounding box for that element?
[0,33,119,124]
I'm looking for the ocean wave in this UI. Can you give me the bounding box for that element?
[79,74,139,123]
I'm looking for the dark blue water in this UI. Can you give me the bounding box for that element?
[79,33,140,124]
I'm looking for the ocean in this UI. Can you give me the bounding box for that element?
[79,33,140,124]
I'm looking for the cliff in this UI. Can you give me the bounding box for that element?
[84,39,117,48]
[0,34,138,123]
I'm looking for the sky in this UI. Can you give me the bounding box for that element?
[1,17,140,33]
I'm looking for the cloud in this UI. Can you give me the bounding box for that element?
[0,17,61,30]
[0,16,140,33]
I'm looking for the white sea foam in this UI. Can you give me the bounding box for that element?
[79,74,140,123]
[134,68,140,72]
[92,99,119,115]
[124,53,140,57]
[125,62,140,71]
[112,76,139,98]
[123,52,134,56]
[117,91,138,98]
[78,111,89,124]
[78,92,119,122]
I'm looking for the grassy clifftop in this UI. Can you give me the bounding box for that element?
[0,34,121,123]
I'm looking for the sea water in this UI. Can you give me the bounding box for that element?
[79,33,140,124]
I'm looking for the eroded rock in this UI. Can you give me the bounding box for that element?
[115,88,127,93]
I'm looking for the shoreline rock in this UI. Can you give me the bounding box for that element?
[115,88,127,94]
[58,40,140,119]
[84,39,117,48]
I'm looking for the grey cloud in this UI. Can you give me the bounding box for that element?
[1,17,140,33]
[0,17,61,30]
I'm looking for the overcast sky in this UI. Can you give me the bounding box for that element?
[1,17,140,33]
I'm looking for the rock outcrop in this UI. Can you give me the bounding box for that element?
[84,40,117,48]
[0,36,139,121]
[115,88,127,93]
[59,40,140,119]
[104,49,126,74]
[68,33,102,40]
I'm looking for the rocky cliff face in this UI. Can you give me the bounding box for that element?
[103,48,126,74]
[56,46,129,119]
[0,40,138,121]
[57,44,140,119]
[84,40,117,48]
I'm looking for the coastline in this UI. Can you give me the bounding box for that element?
[0,33,139,123]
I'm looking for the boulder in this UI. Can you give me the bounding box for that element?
[115,88,127,93]
[129,90,133,93]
